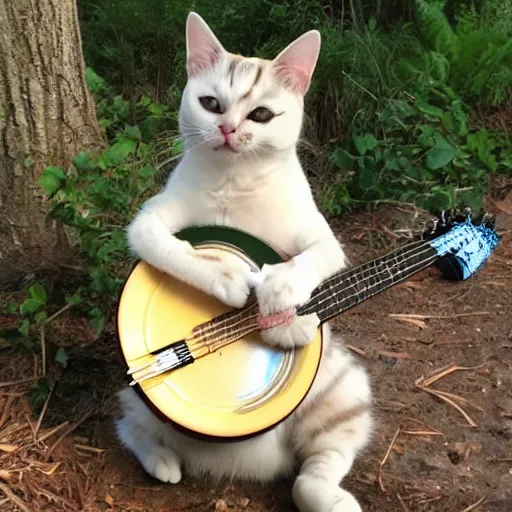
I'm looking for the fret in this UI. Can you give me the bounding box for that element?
[297,241,438,322]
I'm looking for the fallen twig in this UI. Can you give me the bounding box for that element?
[39,303,74,376]
[461,496,486,512]
[0,482,30,512]
[416,383,477,427]
[422,364,484,387]
[397,493,410,512]
[45,409,95,461]
[0,376,41,388]
[346,345,367,358]
[74,443,106,454]
[34,380,57,440]
[378,425,401,493]
[389,311,491,320]
[0,395,15,430]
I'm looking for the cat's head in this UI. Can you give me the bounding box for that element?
[179,12,321,161]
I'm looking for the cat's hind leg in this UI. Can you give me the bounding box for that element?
[116,387,182,484]
[292,346,373,512]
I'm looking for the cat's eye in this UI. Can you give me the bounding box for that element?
[247,107,275,123]
[199,96,223,114]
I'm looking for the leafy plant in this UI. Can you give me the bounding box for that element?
[38,69,183,336]
[328,79,509,214]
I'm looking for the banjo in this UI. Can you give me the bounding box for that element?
[117,210,499,439]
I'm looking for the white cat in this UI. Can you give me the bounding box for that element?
[116,12,373,512]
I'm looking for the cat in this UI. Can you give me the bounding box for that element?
[116,12,373,512]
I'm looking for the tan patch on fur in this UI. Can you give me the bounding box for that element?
[194,253,221,262]
[298,363,350,417]
[241,65,263,100]
[222,271,233,280]
[307,402,370,440]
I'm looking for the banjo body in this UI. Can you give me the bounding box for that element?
[118,226,323,439]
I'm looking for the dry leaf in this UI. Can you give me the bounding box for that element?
[0,444,18,453]
[105,494,114,507]
[34,462,62,476]
[215,499,228,512]
[0,469,11,481]
[392,443,405,455]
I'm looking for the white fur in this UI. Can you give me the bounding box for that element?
[117,12,373,511]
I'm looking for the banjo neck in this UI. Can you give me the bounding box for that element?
[297,239,437,323]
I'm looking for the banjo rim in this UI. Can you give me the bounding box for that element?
[117,225,323,439]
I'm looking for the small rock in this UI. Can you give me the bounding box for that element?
[237,497,250,508]
[378,354,397,367]
[215,499,228,512]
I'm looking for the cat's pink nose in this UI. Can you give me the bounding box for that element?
[219,123,236,135]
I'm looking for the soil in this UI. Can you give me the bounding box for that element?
[1,200,512,512]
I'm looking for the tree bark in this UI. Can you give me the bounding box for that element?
[0,0,104,286]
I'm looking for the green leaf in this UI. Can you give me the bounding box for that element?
[425,186,454,212]
[19,298,44,316]
[330,148,355,170]
[1,302,18,314]
[55,347,69,368]
[384,158,400,171]
[18,319,30,337]
[103,138,137,167]
[89,315,105,336]
[148,103,166,115]
[29,284,47,303]
[353,134,378,156]
[126,126,142,140]
[73,152,97,171]
[34,311,47,324]
[138,166,155,180]
[113,96,130,118]
[416,99,444,118]
[39,166,65,196]
[368,16,377,32]
[171,139,184,156]
[139,95,151,107]
[441,111,454,133]
[458,189,483,211]
[24,159,33,168]
[358,156,376,189]
[65,294,84,305]
[426,134,456,170]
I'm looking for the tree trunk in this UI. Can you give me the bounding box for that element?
[0,0,104,287]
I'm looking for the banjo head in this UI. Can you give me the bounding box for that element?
[117,226,323,439]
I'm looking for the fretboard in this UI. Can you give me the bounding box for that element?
[296,240,438,323]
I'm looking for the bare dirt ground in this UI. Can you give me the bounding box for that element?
[1,194,512,512]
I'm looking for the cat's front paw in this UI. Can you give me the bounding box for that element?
[208,254,259,309]
[255,260,314,316]
[259,313,319,349]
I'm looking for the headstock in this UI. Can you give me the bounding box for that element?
[421,208,496,242]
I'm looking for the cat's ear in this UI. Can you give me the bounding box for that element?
[272,30,321,95]
[186,12,225,77]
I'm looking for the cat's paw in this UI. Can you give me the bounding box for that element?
[209,256,260,308]
[293,477,362,512]
[260,313,319,348]
[329,490,362,512]
[141,445,182,484]
[255,260,314,316]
